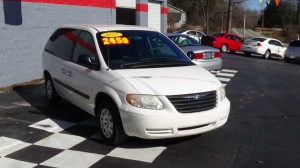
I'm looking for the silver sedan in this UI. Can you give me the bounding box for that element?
[167,33,222,70]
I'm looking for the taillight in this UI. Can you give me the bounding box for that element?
[257,42,262,47]
[194,53,204,59]
[214,52,221,58]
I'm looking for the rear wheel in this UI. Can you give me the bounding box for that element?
[221,44,228,52]
[264,50,271,59]
[97,100,128,145]
[284,57,291,63]
[244,52,251,57]
[45,75,60,104]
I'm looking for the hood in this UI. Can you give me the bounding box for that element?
[180,45,219,54]
[114,65,221,95]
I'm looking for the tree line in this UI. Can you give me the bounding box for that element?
[168,0,300,36]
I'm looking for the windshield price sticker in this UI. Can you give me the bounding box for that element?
[102,37,130,45]
[101,32,122,37]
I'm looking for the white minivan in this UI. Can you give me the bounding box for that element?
[42,24,230,145]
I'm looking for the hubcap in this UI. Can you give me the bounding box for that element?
[222,45,227,52]
[100,108,114,138]
[46,80,53,100]
[266,51,270,58]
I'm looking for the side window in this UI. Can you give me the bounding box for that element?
[268,40,276,46]
[226,35,233,40]
[44,28,79,60]
[72,31,99,64]
[188,31,196,36]
[197,32,204,38]
[274,41,284,47]
[234,36,242,42]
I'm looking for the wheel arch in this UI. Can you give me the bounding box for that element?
[44,70,51,78]
[94,88,122,117]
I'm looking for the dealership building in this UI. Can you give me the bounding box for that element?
[0,0,167,88]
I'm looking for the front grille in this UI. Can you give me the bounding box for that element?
[167,91,217,113]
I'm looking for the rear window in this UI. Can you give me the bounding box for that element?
[211,33,225,37]
[252,38,266,42]
[289,40,300,47]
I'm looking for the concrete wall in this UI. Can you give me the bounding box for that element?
[0,1,116,87]
[0,0,167,88]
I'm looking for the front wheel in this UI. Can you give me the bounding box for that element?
[97,100,128,145]
[264,50,271,59]
[244,52,251,57]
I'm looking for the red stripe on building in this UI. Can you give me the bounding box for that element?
[19,0,116,9]
[161,7,168,14]
[136,4,148,12]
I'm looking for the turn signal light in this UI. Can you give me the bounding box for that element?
[214,52,221,58]
[257,43,262,47]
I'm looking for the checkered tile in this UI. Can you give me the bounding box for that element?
[211,69,238,86]
[0,69,237,167]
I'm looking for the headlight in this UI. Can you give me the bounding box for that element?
[126,94,163,110]
[218,86,226,101]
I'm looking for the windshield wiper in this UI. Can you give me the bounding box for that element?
[121,57,194,69]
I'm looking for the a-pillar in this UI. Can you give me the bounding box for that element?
[160,0,168,33]
[136,0,148,26]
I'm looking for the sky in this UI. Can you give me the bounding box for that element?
[246,0,263,10]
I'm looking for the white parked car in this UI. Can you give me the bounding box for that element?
[42,24,230,145]
[174,30,206,43]
[241,37,286,59]
[284,40,300,63]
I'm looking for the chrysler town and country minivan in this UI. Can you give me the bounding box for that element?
[42,25,230,145]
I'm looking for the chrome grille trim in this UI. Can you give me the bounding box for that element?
[167,91,217,113]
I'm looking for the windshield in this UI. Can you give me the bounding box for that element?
[168,35,200,47]
[97,30,193,70]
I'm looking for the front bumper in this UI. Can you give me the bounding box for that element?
[120,98,230,139]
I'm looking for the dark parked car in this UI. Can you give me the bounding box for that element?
[284,40,300,63]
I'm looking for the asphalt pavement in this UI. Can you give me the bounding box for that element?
[0,53,300,168]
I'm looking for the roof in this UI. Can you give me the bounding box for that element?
[60,24,157,32]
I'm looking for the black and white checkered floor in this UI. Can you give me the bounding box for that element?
[0,69,237,168]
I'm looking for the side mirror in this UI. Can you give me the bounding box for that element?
[78,54,100,71]
[187,51,195,60]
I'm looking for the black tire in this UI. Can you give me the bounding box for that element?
[45,75,60,104]
[97,100,128,145]
[284,57,291,63]
[264,50,271,59]
[221,44,228,52]
[244,52,251,57]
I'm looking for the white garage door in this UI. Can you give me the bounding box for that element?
[116,0,136,9]
[148,2,161,32]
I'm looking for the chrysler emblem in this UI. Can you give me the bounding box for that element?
[183,94,201,100]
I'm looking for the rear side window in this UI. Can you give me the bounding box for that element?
[289,40,300,47]
[45,28,79,60]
